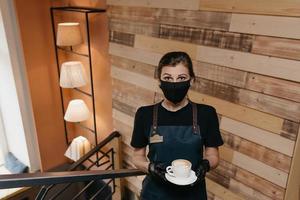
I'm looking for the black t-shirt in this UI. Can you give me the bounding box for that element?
[130,101,224,148]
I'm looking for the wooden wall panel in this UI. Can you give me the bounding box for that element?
[133,34,300,82]
[159,24,254,52]
[281,120,299,141]
[192,77,240,102]
[192,77,300,123]
[206,178,244,200]
[188,90,284,135]
[110,31,135,46]
[107,2,300,200]
[245,73,300,103]
[220,117,294,157]
[108,6,231,30]
[230,14,300,40]
[221,131,291,173]
[232,151,288,188]
[109,19,252,52]
[113,118,132,146]
[234,169,284,200]
[218,146,288,188]
[193,61,247,88]
[197,44,300,83]
[199,0,300,17]
[107,0,200,10]
[111,55,155,77]
[252,36,300,61]
[208,160,285,200]
[134,34,198,59]
[229,179,273,200]
[109,42,160,66]
[109,19,160,40]
[112,79,154,104]
[113,108,134,128]
[111,65,158,92]
[238,89,300,122]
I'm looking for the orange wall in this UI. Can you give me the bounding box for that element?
[50,0,113,142]
[14,0,67,171]
[14,0,112,170]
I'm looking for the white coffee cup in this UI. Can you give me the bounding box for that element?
[166,159,192,179]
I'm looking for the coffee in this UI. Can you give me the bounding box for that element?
[166,159,192,178]
[172,159,191,168]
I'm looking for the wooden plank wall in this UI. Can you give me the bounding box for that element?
[107,1,300,200]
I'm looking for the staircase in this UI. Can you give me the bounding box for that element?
[0,131,145,200]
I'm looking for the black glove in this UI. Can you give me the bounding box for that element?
[191,159,210,186]
[148,162,167,181]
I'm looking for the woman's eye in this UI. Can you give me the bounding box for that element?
[164,77,172,81]
[178,77,186,81]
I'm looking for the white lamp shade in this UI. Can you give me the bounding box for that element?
[64,99,90,122]
[64,136,91,161]
[60,61,87,88]
[56,22,83,46]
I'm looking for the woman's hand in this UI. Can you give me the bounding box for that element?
[204,147,220,169]
[191,159,210,186]
[190,147,220,186]
[132,147,168,181]
[132,147,150,173]
[148,162,168,181]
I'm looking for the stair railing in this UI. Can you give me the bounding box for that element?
[0,131,146,200]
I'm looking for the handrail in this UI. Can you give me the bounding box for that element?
[0,130,147,199]
[0,169,145,189]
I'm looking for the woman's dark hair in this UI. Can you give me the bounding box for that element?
[157,51,195,81]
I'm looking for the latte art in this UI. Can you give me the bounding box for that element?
[172,159,191,168]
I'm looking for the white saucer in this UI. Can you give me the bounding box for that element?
[165,170,197,185]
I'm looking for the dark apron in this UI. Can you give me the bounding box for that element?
[140,100,207,200]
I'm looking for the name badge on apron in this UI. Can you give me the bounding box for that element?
[149,134,164,143]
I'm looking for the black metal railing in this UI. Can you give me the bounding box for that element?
[0,169,145,189]
[0,131,146,200]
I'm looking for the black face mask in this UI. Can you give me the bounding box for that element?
[159,80,191,104]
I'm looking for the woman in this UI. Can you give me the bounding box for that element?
[130,51,223,199]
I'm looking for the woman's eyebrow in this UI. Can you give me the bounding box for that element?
[178,74,188,76]
[162,73,172,76]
